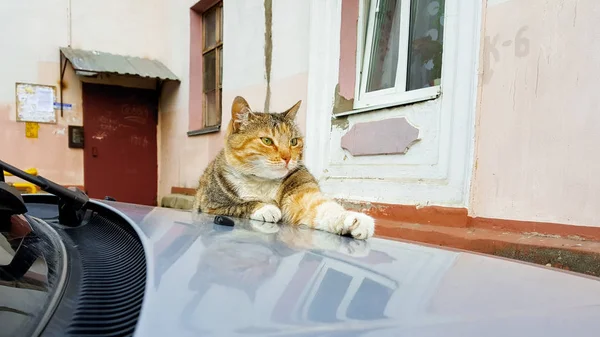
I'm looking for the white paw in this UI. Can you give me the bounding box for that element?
[334,211,375,240]
[250,204,282,223]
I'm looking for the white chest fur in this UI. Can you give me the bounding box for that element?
[225,170,281,202]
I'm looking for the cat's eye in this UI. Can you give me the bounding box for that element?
[261,137,273,146]
[290,138,299,146]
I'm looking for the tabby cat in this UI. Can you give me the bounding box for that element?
[193,96,375,239]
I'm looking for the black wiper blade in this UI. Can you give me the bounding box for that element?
[0,159,88,209]
[0,159,88,226]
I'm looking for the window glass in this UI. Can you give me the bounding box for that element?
[407,0,445,90]
[366,0,402,92]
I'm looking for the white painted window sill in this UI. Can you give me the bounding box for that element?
[187,124,221,137]
[336,86,441,118]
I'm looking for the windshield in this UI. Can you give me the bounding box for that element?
[0,214,64,337]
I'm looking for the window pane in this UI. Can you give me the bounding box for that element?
[218,5,223,43]
[204,90,220,127]
[366,0,401,93]
[203,50,216,92]
[406,0,445,90]
[203,7,217,49]
[218,46,223,87]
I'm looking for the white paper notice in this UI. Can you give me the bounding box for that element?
[15,83,57,123]
[35,87,54,112]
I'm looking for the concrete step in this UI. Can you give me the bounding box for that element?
[376,220,600,277]
[161,193,194,210]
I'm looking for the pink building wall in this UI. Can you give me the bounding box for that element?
[471,0,600,227]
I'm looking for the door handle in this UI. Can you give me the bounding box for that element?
[92,146,98,157]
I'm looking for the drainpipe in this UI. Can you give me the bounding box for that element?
[60,0,72,118]
[264,0,272,112]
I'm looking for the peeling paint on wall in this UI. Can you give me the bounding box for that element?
[331,115,349,131]
[332,83,354,114]
[53,127,66,135]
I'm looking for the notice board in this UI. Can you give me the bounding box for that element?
[15,82,57,124]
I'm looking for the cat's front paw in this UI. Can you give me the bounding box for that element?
[251,204,282,223]
[335,211,375,240]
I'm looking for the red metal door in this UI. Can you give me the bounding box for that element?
[83,83,158,206]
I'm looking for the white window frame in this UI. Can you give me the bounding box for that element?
[305,0,482,205]
[354,0,442,111]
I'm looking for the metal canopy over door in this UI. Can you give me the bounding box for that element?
[82,83,158,206]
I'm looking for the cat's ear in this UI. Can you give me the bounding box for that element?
[231,96,253,131]
[282,100,302,120]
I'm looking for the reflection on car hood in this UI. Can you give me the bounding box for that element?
[100,201,600,337]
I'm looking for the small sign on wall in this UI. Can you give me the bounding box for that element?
[25,122,40,138]
[54,102,73,110]
[68,125,84,148]
[15,82,57,124]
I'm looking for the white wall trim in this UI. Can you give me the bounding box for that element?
[304,0,342,180]
[461,0,484,209]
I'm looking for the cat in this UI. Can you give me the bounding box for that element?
[193,96,375,240]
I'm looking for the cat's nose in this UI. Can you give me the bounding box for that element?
[281,154,291,166]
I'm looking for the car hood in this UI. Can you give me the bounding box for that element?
[99,201,600,337]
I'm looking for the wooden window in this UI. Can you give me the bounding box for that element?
[355,0,445,110]
[202,2,223,128]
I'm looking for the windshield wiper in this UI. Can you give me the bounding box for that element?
[0,160,88,227]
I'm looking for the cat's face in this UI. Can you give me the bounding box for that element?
[225,96,303,179]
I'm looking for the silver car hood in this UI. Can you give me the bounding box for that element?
[97,201,600,337]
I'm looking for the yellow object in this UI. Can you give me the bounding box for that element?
[25,122,40,138]
[12,182,39,194]
[3,168,38,176]
[3,168,40,194]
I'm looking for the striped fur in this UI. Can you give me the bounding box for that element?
[193,96,375,239]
